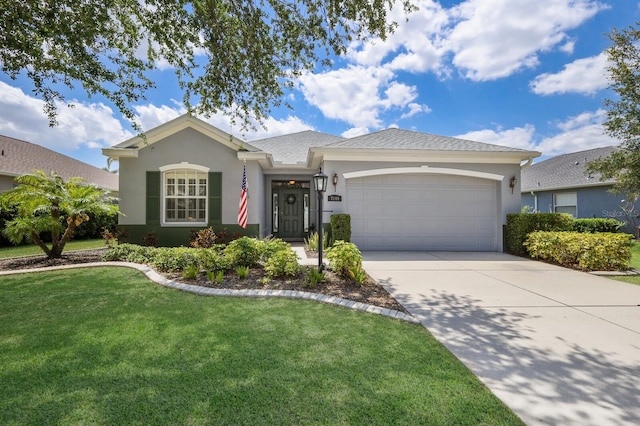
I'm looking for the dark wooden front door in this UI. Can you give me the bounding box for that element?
[277,188,306,239]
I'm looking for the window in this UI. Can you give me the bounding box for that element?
[554,192,577,217]
[163,168,208,224]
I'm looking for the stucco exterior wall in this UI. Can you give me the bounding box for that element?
[0,175,15,192]
[323,160,522,223]
[118,127,264,233]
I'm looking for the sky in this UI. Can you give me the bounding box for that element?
[1,0,638,170]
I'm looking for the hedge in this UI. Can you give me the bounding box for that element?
[505,213,574,255]
[571,218,623,233]
[330,214,351,243]
[524,231,632,271]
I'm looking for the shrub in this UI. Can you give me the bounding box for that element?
[235,265,250,279]
[261,237,291,262]
[199,247,230,272]
[305,267,325,288]
[102,243,156,263]
[264,249,299,278]
[330,214,351,243]
[73,209,119,240]
[182,264,200,279]
[190,227,218,248]
[348,267,367,284]
[571,218,623,233]
[326,240,362,278]
[524,231,633,271]
[225,236,263,267]
[141,231,158,247]
[505,213,574,255]
[206,270,224,283]
[151,247,200,272]
[304,232,328,252]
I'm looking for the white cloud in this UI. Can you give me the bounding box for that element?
[446,0,608,80]
[456,125,537,151]
[530,53,609,95]
[559,40,576,54]
[242,116,314,141]
[297,66,422,129]
[348,0,449,73]
[457,110,619,158]
[134,102,186,130]
[0,81,133,151]
[536,109,618,155]
[401,102,432,119]
[341,127,370,138]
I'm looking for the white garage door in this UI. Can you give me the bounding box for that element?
[346,174,498,251]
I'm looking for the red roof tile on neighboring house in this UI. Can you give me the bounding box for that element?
[0,134,118,191]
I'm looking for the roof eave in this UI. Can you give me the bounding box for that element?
[102,148,139,159]
[523,181,615,192]
[237,151,274,169]
[310,148,540,164]
[111,114,246,152]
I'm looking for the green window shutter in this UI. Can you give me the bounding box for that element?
[208,172,222,224]
[146,171,161,225]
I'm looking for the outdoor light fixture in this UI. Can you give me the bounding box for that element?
[332,173,339,192]
[509,176,517,194]
[313,169,328,271]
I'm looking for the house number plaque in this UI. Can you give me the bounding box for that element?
[327,194,342,202]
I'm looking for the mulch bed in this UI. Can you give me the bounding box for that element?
[0,249,409,314]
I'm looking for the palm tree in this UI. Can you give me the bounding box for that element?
[0,171,117,258]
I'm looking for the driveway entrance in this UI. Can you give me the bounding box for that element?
[363,251,640,426]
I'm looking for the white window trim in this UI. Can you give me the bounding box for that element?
[553,192,577,217]
[160,163,210,227]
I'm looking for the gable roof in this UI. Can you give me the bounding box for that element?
[312,128,539,164]
[323,128,531,152]
[105,115,540,169]
[0,134,118,191]
[249,130,344,165]
[522,146,617,192]
[103,114,254,159]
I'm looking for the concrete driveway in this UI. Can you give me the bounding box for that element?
[362,251,640,426]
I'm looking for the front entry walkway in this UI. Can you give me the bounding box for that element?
[362,251,640,426]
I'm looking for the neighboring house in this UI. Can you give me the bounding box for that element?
[0,134,119,193]
[103,114,539,251]
[521,146,640,233]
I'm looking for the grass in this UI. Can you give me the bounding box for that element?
[0,238,105,259]
[609,241,640,286]
[0,267,523,425]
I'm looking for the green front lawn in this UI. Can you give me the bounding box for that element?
[0,238,106,259]
[0,267,523,425]
[611,241,640,286]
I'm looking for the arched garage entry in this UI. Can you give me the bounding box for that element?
[344,166,503,251]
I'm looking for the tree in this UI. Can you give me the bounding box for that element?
[1,0,415,129]
[588,23,640,200]
[0,171,118,258]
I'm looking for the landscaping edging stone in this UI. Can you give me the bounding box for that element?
[0,261,420,324]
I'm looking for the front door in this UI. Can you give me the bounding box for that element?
[277,187,306,239]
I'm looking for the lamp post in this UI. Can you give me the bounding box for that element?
[313,169,328,271]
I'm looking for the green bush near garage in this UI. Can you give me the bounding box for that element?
[330,214,351,243]
[524,231,633,271]
[326,240,362,278]
[571,218,624,233]
[505,213,575,255]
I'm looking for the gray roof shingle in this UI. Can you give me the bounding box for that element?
[0,134,119,191]
[323,128,533,152]
[521,146,617,191]
[249,130,344,164]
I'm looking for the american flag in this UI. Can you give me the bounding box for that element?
[238,165,248,228]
